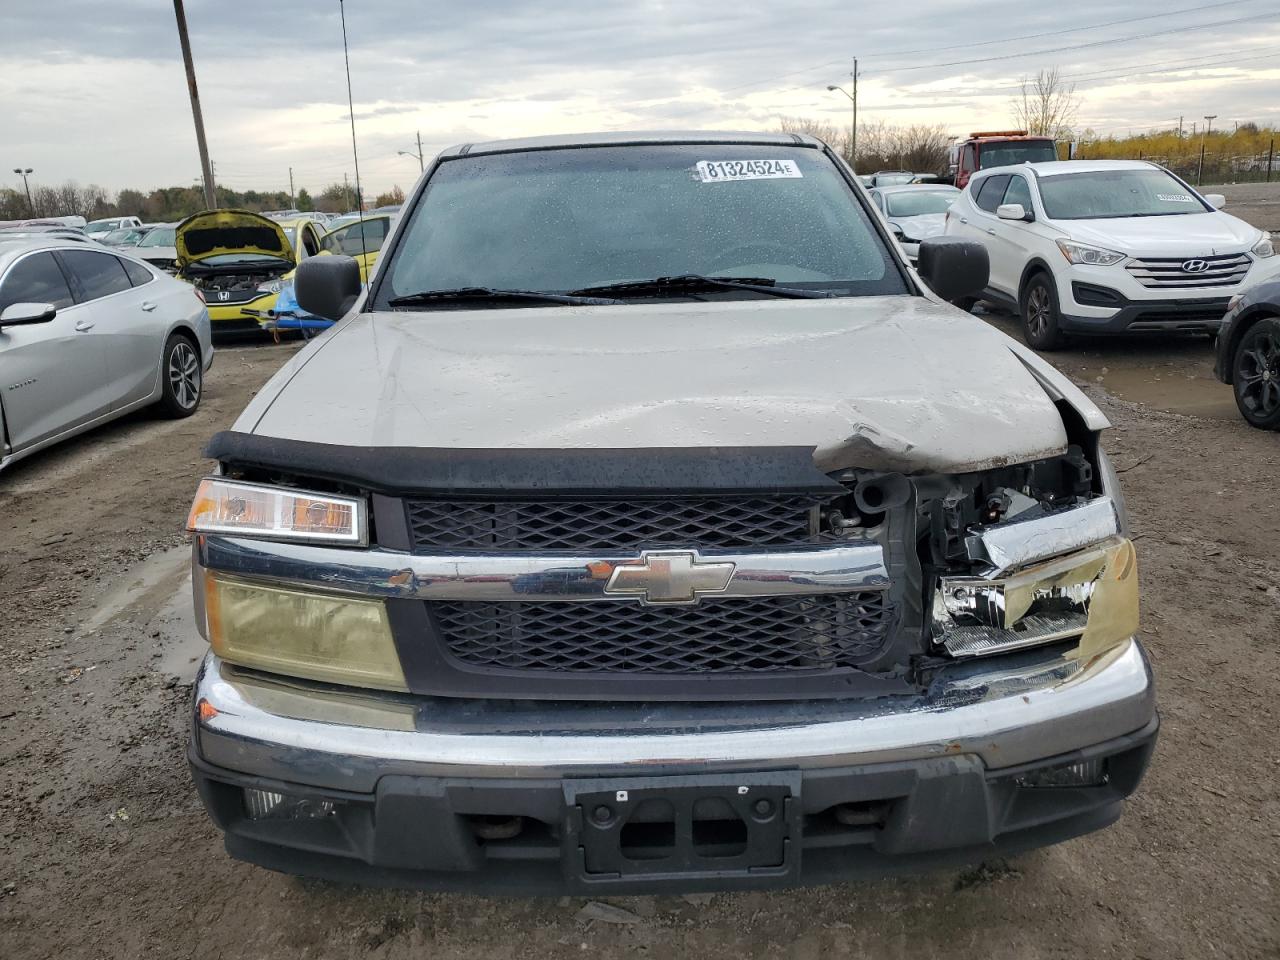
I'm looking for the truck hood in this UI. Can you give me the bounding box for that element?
[243,296,1087,474]
[175,209,292,267]
[1056,211,1261,257]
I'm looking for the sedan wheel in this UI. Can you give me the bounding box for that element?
[159,334,202,418]
[1233,318,1280,430]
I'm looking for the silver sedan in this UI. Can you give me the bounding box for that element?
[0,237,213,471]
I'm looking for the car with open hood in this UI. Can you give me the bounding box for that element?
[185,131,1154,895]
[175,209,324,335]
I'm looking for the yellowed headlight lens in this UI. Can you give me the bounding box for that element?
[204,572,407,691]
[187,478,366,545]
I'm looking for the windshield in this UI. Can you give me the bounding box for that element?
[101,229,135,243]
[875,173,915,186]
[978,141,1057,169]
[886,190,959,217]
[1039,169,1208,220]
[139,227,175,247]
[86,222,114,234]
[380,144,904,305]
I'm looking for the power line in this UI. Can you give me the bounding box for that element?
[714,0,1260,98]
[859,0,1250,58]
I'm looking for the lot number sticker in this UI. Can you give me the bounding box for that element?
[1157,193,1196,203]
[697,159,803,183]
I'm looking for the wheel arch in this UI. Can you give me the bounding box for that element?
[1018,257,1058,304]
[1220,307,1280,381]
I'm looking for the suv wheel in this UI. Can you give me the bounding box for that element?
[1232,317,1280,431]
[1020,274,1066,351]
[158,333,202,418]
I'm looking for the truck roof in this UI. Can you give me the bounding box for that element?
[442,130,822,158]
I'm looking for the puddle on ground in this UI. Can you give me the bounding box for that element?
[976,308,1240,420]
[84,543,208,683]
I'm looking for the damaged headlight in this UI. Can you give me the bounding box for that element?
[932,536,1138,659]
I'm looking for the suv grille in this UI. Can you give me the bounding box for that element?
[1126,253,1251,288]
[432,593,894,674]
[406,495,826,552]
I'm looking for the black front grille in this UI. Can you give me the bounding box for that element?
[432,593,894,674]
[406,495,827,552]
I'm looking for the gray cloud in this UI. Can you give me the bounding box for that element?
[2,0,1278,194]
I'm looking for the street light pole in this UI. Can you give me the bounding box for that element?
[397,130,425,172]
[826,60,859,169]
[12,167,33,215]
[173,0,216,210]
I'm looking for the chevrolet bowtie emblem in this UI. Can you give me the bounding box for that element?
[604,550,737,605]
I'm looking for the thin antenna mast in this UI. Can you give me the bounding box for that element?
[339,0,368,260]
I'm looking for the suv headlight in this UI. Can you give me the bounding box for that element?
[933,536,1137,660]
[1056,239,1127,266]
[1251,232,1275,258]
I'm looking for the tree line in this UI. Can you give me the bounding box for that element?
[1,180,408,222]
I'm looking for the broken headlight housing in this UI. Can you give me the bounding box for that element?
[932,536,1137,659]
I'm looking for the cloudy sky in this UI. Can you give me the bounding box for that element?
[3,0,1279,198]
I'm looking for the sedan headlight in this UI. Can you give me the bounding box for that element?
[933,537,1138,659]
[256,280,284,295]
[187,478,367,545]
[1056,239,1127,266]
[1251,232,1275,259]
[203,572,407,691]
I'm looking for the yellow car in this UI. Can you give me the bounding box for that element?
[175,210,326,335]
[318,213,395,282]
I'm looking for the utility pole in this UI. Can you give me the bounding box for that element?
[288,166,295,207]
[851,60,858,167]
[12,167,33,215]
[343,172,351,211]
[173,0,216,210]
[1177,116,1183,138]
[1204,115,1217,138]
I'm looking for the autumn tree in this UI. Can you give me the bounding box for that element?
[374,185,405,208]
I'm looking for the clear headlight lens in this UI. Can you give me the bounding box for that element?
[1251,232,1274,258]
[1056,239,1127,266]
[204,571,407,691]
[187,478,366,546]
[933,537,1138,659]
[256,280,283,294]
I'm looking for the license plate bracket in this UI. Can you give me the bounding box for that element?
[563,772,801,888]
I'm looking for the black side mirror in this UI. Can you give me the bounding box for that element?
[0,302,57,327]
[295,256,362,322]
[916,237,989,303]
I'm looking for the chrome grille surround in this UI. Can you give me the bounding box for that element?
[1125,252,1251,289]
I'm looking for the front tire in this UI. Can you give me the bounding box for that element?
[1232,317,1280,430]
[158,333,202,418]
[1020,273,1067,351]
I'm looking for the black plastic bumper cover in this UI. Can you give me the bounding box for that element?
[190,716,1158,895]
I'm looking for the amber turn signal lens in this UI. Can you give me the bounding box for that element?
[187,478,366,546]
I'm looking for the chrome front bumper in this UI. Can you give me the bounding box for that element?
[192,637,1155,793]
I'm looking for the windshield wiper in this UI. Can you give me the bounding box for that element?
[568,275,836,299]
[387,287,622,308]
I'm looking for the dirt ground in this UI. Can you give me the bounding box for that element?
[3,285,1280,956]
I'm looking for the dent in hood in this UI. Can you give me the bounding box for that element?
[175,208,292,267]
[241,296,1080,475]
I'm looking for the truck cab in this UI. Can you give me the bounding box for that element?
[952,131,1058,189]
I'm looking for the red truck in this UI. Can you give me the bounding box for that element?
[951,131,1059,189]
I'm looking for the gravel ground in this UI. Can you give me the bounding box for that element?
[2,305,1279,957]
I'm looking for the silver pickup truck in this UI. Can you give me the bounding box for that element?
[185,131,1155,894]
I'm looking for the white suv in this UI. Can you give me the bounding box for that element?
[945,159,1278,349]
